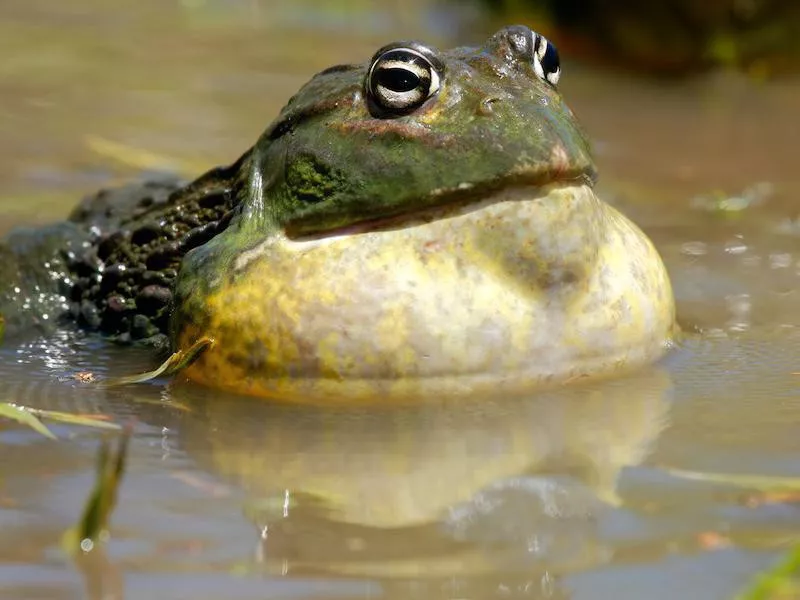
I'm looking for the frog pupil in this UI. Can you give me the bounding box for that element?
[542,43,559,78]
[377,67,420,93]
[532,33,561,86]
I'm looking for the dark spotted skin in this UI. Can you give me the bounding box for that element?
[0,152,248,346]
[68,159,247,345]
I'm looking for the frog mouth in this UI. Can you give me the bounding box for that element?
[289,171,596,240]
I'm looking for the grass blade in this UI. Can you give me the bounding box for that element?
[734,544,800,600]
[665,467,800,491]
[102,336,214,387]
[0,402,56,439]
[62,428,131,556]
[27,408,121,431]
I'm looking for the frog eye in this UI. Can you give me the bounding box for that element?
[504,26,561,87]
[532,33,561,87]
[366,44,443,116]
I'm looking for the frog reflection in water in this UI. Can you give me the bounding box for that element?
[0,26,675,401]
[177,367,672,576]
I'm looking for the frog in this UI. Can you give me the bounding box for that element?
[0,25,676,402]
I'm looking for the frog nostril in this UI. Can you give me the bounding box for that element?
[477,96,500,116]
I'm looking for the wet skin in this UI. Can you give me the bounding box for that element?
[0,26,676,401]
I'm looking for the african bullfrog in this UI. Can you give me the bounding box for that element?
[0,26,676,401]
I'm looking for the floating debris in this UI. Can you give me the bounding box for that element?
[666,466,800,598]
[72,371,98,384]
[690,182,774,215]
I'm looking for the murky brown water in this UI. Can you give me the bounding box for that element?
[1,1,799,599]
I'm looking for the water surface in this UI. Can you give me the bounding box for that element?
[1,1,799,598]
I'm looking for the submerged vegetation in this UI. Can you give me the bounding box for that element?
[62,429,131,556]
[0,337,213,547]
[4,393,798,598]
